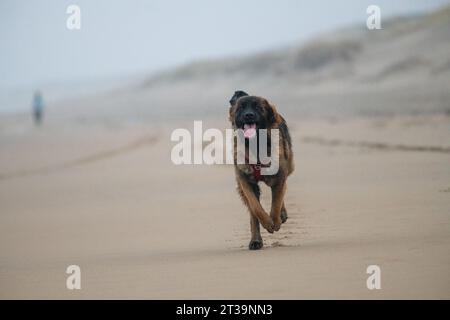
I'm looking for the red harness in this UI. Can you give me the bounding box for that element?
[250,163,271,181]
[251,164,262,180]
[244,155,270,181]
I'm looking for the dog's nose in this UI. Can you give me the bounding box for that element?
[244,112,256,122]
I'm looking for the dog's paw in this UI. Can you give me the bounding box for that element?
[248,239,263,250]
[281,209,288,223]
[272,217,282,231]
[261,219,275,233]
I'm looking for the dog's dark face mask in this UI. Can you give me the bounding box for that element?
[229,91,275,139]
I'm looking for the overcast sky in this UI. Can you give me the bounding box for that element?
[1,0,449,88]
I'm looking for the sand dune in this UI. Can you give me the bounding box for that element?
[18,6,446,125]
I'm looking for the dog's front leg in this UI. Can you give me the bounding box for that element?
[270,179,287,231]
[249,216,263,250]
[239,179,274,234]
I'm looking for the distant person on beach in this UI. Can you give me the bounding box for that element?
[32,90,44,125]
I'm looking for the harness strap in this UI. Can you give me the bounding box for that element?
[251,164,262,180]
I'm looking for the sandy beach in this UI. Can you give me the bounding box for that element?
[1,114,449,299]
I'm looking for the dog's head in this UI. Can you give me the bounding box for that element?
[228,90,278,139]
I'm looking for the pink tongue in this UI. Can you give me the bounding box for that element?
[243,124,257,139]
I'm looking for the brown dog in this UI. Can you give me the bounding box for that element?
[228,91,294,250]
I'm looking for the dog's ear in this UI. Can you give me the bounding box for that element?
[265,100,278,124]
[229,90,249,106]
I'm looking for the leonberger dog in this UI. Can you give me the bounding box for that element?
[228,90,294,250]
